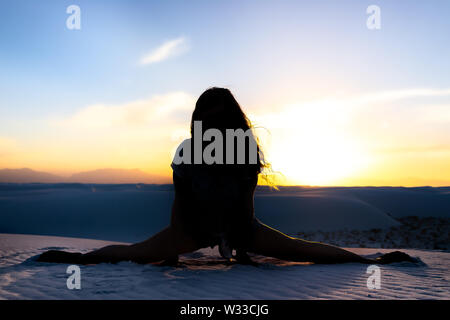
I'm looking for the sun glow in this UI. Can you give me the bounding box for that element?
[269,134,369,186]
[255,99,371,186]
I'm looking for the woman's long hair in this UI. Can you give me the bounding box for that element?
[190,87,269,174]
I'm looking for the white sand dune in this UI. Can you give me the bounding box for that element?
[255,190,400,233]
[4,184,449,242]
[1,184,449,299]
[0,234,448,300]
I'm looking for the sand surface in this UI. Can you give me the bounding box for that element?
[1,233,448,300]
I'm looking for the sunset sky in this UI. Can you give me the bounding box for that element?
[1,0,450,186]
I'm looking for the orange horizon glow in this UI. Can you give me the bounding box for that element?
[2,88,450,187]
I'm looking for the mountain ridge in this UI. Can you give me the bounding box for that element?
[0,168,169,184]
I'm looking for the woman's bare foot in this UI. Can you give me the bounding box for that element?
[375,251,417,264]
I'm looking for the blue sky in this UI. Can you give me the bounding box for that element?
[1,0,450,185]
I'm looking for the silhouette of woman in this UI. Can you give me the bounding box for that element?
[38,88,415,265]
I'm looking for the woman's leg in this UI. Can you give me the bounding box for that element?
[247,220,373,264]
[38,226,201,264]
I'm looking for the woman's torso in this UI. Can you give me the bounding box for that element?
[170,151,258,250]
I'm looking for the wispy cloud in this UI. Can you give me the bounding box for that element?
[353,88,450,104]
[140,37,188,65]
[253,87,450,129]
[55,92,195,129]
[40,92,197,175]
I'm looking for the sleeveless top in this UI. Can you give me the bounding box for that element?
[171,139,259,257]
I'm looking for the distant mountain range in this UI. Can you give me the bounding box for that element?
[0,168,170,184]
